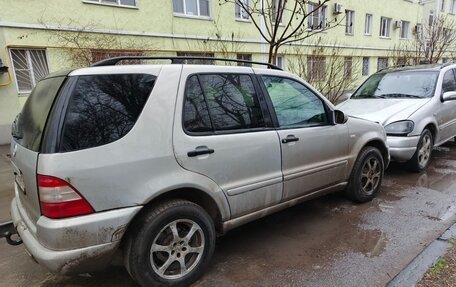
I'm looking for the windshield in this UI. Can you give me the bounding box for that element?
[351,71,439,99]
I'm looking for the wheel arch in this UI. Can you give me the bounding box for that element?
[363,139,389,167]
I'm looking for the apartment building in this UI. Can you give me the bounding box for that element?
[0,0,452,143]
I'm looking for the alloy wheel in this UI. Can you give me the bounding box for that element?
[360,157,382,195]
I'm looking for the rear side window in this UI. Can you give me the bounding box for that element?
[13,76,66,152]
[59,74,155,152]
[442,70,456,93]
[183,74,265,133]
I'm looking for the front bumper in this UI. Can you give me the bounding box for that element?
[11,197,141,274]
[387,135,420,162]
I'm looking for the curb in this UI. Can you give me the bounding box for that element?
[386,224,456,287]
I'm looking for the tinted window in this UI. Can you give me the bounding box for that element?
[261,76,328,127]
[13,76,66,151]
[60,74,155,152]
[351,71,439,99]
[183,76,212,132]
[195,74,265,131]
[442,70,456,93]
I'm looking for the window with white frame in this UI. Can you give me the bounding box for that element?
[84,0,136,7]
[173,0,210,17]
[308,3,327,30]
[307,56,325,81]
[235,0,249,20]
[441,0,446,12]
[345,10,355,34]
[276,55,284,69]
[451,0,456,13]
[237,54,252,66]
[400,21,410,39]
[272,0,285,24]
[377,57,388,71]
[362,57,370,76]
[365,14,372,35]
[344,57,353,79]
[429,10,435,27]
[10,49,50,93]
[380,17,392,37]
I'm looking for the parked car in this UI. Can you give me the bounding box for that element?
[338,63,456,172]
[7,57,389,287]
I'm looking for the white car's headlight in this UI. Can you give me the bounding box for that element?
[384,120,414,136]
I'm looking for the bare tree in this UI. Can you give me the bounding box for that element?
[220,0,343,64]
[389,15,456,65]
[288,37,360,104]
[39,18,153,67]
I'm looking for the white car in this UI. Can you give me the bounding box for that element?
[338,63,456,171]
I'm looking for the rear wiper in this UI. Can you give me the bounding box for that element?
[378,93,422,99]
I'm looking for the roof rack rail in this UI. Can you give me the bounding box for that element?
[441,61,455,69]
[91,56,283,70]
[378,64,411,72]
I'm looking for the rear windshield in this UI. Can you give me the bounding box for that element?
[351,71,439,99]
[59,74,156,152]
[12,76,66,151]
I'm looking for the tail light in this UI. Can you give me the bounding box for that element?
[37,175,94,219]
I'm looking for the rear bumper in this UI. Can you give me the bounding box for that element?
[387,135,420,162]
[11,197,141,274]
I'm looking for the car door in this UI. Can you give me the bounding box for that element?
[173,66,283,218]
[259,74,349,201]
[437,68,456,143]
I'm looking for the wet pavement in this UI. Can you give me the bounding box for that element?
[1,142,456,286]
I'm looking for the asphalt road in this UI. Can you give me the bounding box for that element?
[1,142,456,287]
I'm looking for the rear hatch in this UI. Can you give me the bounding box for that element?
[11,72,68,225]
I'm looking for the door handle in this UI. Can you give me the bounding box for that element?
[281,135,299,144]
[187,146,215,157]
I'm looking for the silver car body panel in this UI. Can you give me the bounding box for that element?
[9,64,389,274]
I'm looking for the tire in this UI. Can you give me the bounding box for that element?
[407,129,433,172]
[124,199,216,287]
[345,146,384,203]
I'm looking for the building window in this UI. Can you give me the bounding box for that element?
[308,3,327,30]
[176,52,214,64]
[400,21,410,39]
[429,10,435,27]
[365,14,372,35]
[307,56,325,81]
[441,0,446,12]
[276,56,284,69]
[344,57,353,79]
[345,10,355,34]
[443,58,450,63]
[10,49,50,93]
[380,17,392,37]
[451,0,456,13]
[237,54,252,66]
[235,0,249,20]
[173,0,210,17]
[362,57,370,76]
[272,0,285,24]
[84,0,137,7]
[377,57,388,71]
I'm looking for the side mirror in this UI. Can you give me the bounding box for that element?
[334,110,348,124]
[442,91,456,101]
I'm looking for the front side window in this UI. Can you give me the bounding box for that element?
[442,70,456,93]
[173,0,210,17]
[400,21,410,39]
[380,17,391,37]
[10,48,50,93]
[308,3,327,30]
[183,74,265,132]
[261,76,328,127]
[365,14,372,35]
[351,71,439,99]
[235,0,249,20]
[60,74,156,152]
[346,10,355,34]
[84,0,136,7]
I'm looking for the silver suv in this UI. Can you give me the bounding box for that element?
[338,63,456,172]
[7,57,389,287]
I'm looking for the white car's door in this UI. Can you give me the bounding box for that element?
[437,69,456,143]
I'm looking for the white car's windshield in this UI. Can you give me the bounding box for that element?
[352,71,439,99]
